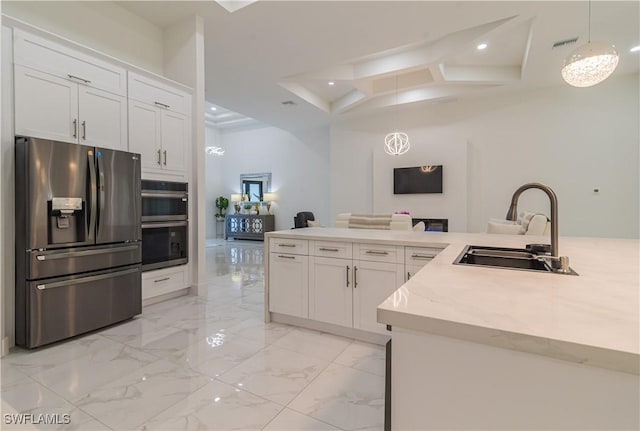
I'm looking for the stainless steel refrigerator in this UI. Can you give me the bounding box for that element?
[15,136,142,348]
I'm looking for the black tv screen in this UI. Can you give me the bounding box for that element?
[394,165,443,194]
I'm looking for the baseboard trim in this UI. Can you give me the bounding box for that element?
[1,336,10,357]
[271,312,390,346]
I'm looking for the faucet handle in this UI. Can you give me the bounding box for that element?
[559,256,570,273]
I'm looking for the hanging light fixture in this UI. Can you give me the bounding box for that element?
[384,75,410,156]
[561,0,619,87]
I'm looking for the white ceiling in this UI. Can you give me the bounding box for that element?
[118,1,640,132]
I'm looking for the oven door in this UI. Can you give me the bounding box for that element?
[141,221,188,271]
[141,191,188,222]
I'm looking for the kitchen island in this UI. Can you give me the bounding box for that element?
[264,228,639,430]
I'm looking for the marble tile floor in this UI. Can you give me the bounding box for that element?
[1,240,385,431]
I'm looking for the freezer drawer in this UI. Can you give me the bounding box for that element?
[26,242,141,280]
[18,265,141,348]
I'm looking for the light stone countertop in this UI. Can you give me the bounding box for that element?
[265,228,640,374]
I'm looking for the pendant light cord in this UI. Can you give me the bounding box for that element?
[588,0,591,43]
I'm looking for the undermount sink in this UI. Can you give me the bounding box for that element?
[454,245,578,275]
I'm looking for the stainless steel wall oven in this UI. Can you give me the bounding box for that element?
[141,180,188,271]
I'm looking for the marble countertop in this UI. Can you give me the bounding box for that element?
[265,228,640,374]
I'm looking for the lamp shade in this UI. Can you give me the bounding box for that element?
[263,192,277,202]
[230,193,242,202]
[561,42,619,87]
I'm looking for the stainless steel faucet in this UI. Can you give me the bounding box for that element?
[505,182,559,258]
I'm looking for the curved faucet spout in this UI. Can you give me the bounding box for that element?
[505,183,559,257]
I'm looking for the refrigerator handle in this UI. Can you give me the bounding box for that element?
[87,151,97,241]
[97,152,106,238]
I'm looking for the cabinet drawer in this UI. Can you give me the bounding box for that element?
[405,246,443,267]
[128,71,191,115]
[354,243,402,263]
[14,29,126,96]
[311,240,352,259]
[270,238,309,255]
[142,267,186,300]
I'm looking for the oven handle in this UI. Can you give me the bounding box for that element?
[141,191,188,199]
[142,221,188,229]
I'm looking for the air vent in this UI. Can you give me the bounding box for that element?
[281,100,296,106]
[552,37,579,49]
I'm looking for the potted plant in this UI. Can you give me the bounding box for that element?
[215,196,229,220]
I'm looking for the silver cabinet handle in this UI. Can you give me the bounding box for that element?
[365,250,389,255]
[346,265,350,287]
[277,255,295,259]
[163,150,167,166]
[67,74,91,84]
[35,244,138,261]
[154,101,170,109]
[154,277,170,283]
[81,120,86,140]
[36,267,138,290]
[278,244,296,248]
[157,149,162,165]
[72,119,77,138]
[319,247,339,252]
[142,221,187,229]
[411,254,436,260]
[407,271,411,280]
[141,191,188,198]
[354,266,358,288]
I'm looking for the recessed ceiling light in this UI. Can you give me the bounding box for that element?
[210,106,217,111]
[477,43,488,50]
[328,81,335,86]
[630,45,640,53]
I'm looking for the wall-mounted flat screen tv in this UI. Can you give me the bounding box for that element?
[393,165,443,194]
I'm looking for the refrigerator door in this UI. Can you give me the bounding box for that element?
[95,147,141,244]
[15,137,96,250]
[20,265,141,348]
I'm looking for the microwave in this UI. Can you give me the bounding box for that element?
[141,180,188,222]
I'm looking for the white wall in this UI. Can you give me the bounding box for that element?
[214,125,331,232]
[2,1,164,74]
[331,73,639,238]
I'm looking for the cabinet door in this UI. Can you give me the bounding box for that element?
[353,260,404,334]
[128,100,161,170]
[14,65,78,144]
[79,86,127,151]
[405,264,425,282]
[309,256,352,327]
[269,253,309,318]
[160,110,188,173]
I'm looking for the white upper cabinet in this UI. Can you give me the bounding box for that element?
[14,65,78,144]
[78,86,127,151]
[13,29,126,96]
[13,29,128,151]
[127,72,191,176]
[128,72,190,115]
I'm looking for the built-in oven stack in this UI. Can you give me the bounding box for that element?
[141,180,189,271]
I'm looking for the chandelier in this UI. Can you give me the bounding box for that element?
[384,75,410,155]
[561,1,619,87]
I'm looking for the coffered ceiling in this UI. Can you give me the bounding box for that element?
[118,1,640,132]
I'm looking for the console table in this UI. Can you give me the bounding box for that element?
[225,214,275,240]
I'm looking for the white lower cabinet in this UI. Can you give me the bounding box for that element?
[142,266,187,301]
[309,256,353,327]
[269,252,309,318]
[353,260,404,334]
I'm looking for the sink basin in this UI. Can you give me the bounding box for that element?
[454,245,553,272]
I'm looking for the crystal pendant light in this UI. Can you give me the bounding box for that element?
[561,0,619,87]
[384,75,410,155]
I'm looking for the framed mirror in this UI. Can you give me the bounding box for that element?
[240,173,271,203]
